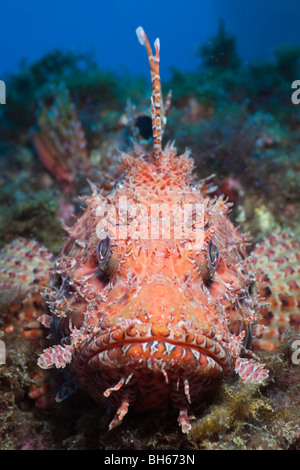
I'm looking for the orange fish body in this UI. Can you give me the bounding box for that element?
[36,28,270,433]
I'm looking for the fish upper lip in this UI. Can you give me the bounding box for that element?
[75,322,235,377]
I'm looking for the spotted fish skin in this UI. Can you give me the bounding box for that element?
[252,232,300,351]
[0,238,56,407]
[0,238,54,343]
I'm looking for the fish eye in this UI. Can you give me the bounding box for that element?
[97,236,111,269]
[208,240,219,267]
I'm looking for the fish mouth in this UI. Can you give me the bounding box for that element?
[70,322,235,430]
[72,322,235,382]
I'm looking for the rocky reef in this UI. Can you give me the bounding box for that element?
[0,326,299,449]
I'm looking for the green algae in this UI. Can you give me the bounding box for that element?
[0,180,64,255]
[199,19,241,70]
[0,146,64,254]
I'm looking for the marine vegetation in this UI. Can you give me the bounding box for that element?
[0,48,135,147]
[199,19,241,70]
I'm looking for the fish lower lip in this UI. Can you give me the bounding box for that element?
[70,335,234,418]
[74,324,235,378]
[87,340,228,379]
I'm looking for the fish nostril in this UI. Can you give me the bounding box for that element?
[204,277,214,290]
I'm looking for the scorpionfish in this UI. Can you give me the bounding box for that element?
[1,28,299,434]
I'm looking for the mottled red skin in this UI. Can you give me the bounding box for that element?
[0,238,54,345]
[252,232,300,351]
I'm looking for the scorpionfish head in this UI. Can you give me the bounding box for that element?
[40,146,264,432]
[38,27,268,432]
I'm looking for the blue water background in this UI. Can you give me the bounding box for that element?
[1,0,300,79]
